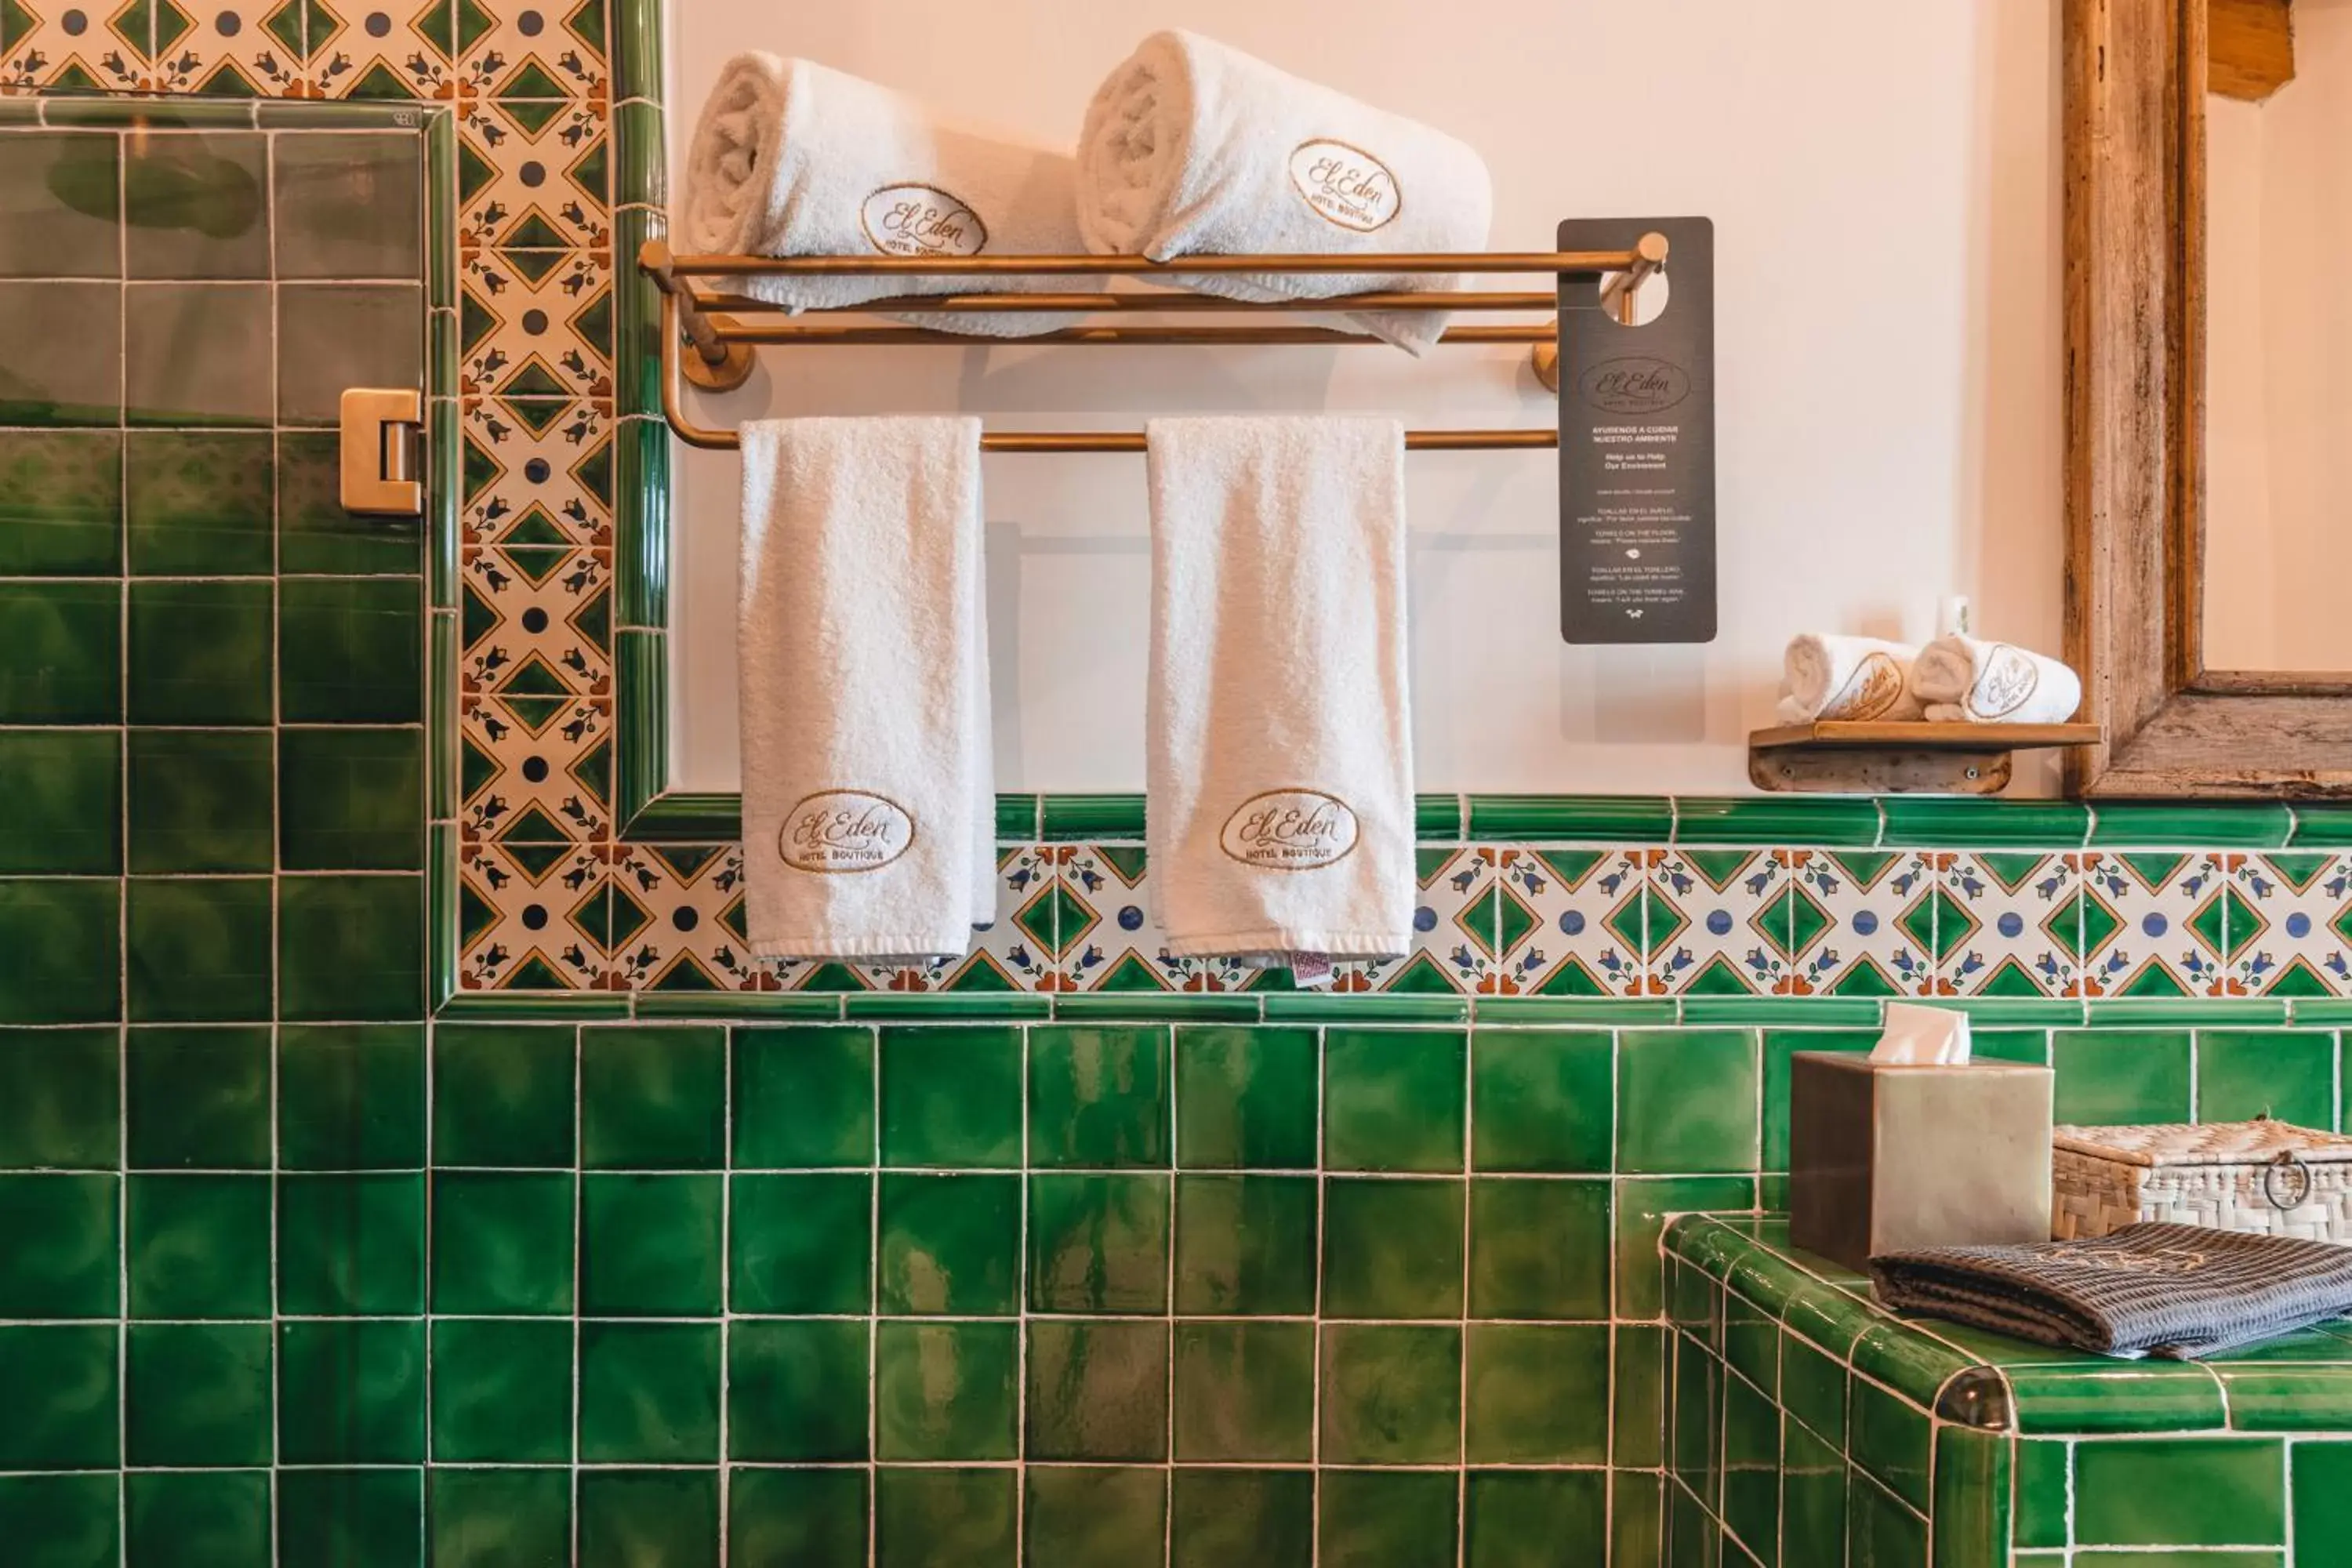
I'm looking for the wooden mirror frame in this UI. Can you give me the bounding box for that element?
[2065,0,2352,796]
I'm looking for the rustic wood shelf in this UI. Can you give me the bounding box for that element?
[1747,720,2106,795]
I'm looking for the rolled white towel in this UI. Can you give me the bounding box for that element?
[1778,634,1924,724]
[1908,636,2083,724]
[678,53,1100,336]
[1076,31,1494,354]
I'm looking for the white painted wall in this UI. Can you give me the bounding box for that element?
[664,0,2063,794]
[2204,0,2352,673]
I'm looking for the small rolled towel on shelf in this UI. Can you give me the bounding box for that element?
[1145,416,1417,964]
[1077,31,1494,353]
[737,416,995,961]
[1775,634,1924,726]
[679,53,1099,336]
[1907,635,2083,724]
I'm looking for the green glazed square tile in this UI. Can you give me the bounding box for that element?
[1174,1025,1317,1169]
[2075,1435,2285,1546]
[875,1468,1014,1568]
[1613,1323,1666,1468]
[127,579,271,725]
[1320,1468,1457,1568]
[126,731,271,874]
[880,1025,1022,1167]
[1782,1419,1846,1566]
[876,1319,1018,1460]
[580,1024,724,1168]
[125,282,271,426]
[1471,1028,1613,1173]
[273,131,422,280]
[430,1024,575,1167]
[125,430,273,574]
[1022,1468,1167,1568]
[276,284,424,426]
[127,1469,268,1568]
[2053,1029,2193,1124]
[0,1174,118,1316]
[1464,1322,1609,1463]
[730,1171,871,1314]
[1172,1319,1313,1462]
[277,874,424,1022]
[1609,1472,1664,1568]
[1029,1024,1171,1167]
[278,1024,423,1169]
[727,1318,867,1463]
[0,879,119,1025]
[0,281,120,425]
[429,1317,572,1463]
[122,132,270,278]
[277,1468,422,1568]
[277,1171,423,1316]
[0,1025,118,1169]
[1323,1175,1464,1318]
[1617,1029,1759,1172]
[1468,1175,1612,1319]
[278,577,423,723]
[125,877,271,1023]
[733,1024,873,1167]
[1465,1472,1607,1568]
[0,733,116,873]
[2198,1029,2335,1126]
[728,1468,866,1568]
[1849,1377,1933,1511]
[126,1174,269,1319]
[1025,1318,1171,1461]
[426,1468,568,1568]
[1668,1344,1719,1508]
[430,1171,572,1314]
[878,1171,1020,1316]
[277,1318,423,1464]
[2293,1441,2352,1555]
[276,430,421,575]
[125,1320,270,1467]
[0,430,120,574]
[579,1320,720,1463]
[579,1172,723,1316]
[1614,1175,1754,1319]
[1173,1172,1317,1316]
[2013,1436,2068,1549]
[1029,1172,1171,1313]
[0,1477,116,1568]
[0,1324,116,1468]
[1321,1323,1461,1464]
[1722,1369,1781,1559]
[576,1470,718,1568]
[0,583,120,722]
[278,728,423,871]
[1171,1470,1312,1568]
[0,132,119,278]
[1324,1028,1467,1172]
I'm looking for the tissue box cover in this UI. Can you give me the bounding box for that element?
[1788,1053,2053,1273]
[2053,1120,2352,1242]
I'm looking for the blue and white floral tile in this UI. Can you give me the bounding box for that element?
[1642,847,1788,996]
[1933,851,2080,999]
[855,845,1061,994]
[2069,850,2233,1000]
[457,838,618,991]
[1490,847,1650,999]
[1773,849,1937,1000]
[2223,852,2352,998]
[1334,844,1486,995]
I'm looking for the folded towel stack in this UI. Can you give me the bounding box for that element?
[1908,635,2083,724]
[1870,1221,2352,1359]
[1775,634,1925,726]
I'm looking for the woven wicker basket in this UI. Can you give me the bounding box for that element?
[2052,1120,2352,1243]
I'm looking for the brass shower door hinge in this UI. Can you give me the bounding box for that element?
[339,387,425,515]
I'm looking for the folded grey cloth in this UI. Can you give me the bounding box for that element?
[1870,1222,2352,1359]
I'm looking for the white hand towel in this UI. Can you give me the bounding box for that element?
[739,417,994,960]
[680,53,1100,336]
[1078,31,1494,354]
[1145,416,1416,961]
[1908,636,2084,724]
[1778,634,1925,724]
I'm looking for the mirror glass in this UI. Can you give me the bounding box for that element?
[2203,0,2352,671]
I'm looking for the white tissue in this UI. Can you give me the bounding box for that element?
[1870,1002,1972,1065]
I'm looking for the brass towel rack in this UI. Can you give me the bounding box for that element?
[637,234,1668,453]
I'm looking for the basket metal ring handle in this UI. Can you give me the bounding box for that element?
[2264,1150,2314,1211]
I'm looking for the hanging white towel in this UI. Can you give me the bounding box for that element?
[1777,634,1926,725]
[1145,416,1416,962]
[739,417,994,960]
[1908,636,2084,724]
[1077,31,1494,354]
[680,53,1101,336]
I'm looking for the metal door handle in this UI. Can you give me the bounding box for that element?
[340,387,425,516]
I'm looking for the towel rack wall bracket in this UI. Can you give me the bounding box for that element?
[1747,721,2109,794]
